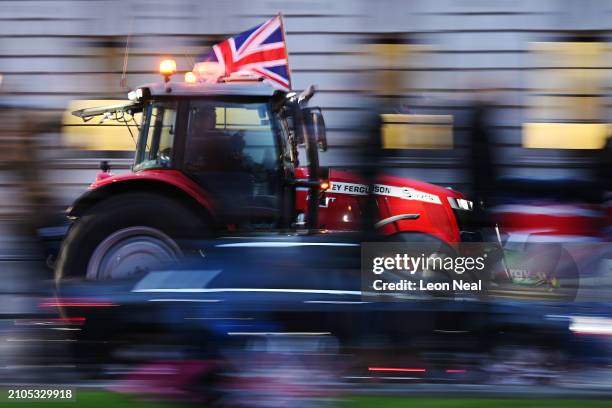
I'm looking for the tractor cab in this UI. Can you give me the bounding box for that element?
[61,67,335,279]
[72,78,327,233]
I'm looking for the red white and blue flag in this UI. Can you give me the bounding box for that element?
[193,15,291,90]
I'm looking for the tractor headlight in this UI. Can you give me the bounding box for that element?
[448,197,473,211]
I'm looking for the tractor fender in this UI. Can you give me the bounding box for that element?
[67,170,216,224]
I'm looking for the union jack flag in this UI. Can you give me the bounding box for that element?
[193,15,291,90]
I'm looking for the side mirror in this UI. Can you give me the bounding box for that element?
[302,107,328,152]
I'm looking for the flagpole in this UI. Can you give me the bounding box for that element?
[278,12,293,90]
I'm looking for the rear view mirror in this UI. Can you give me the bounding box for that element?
[302,107,327,152]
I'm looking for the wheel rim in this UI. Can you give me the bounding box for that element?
[87,227,181,280]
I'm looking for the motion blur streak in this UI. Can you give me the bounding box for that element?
[38,299,118,307]
[2,1,612,407]
[368,367,427,373]
[570,317,612,336]
[227,332,332,336]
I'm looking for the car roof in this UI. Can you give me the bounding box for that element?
[141,81,281,97]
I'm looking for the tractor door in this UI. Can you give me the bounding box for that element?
[181,99,285,231]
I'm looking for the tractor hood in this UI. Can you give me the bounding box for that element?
[294,167,468,243]
[298,167,464,200]
[333,169,463,200]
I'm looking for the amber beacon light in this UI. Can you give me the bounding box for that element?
[159,59,177,83]
[184,71,197,83]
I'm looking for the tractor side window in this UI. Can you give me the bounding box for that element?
[185,102,276,173]
[184,100,281,229]
[134,102,177,171]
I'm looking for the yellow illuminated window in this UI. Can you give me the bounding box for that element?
[215,107,269,130]
[62,100,141,151]
[369,40,454,150]
[523,41,608,149]
[381,114,453,149]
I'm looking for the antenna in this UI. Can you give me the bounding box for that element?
[120,19,133,90]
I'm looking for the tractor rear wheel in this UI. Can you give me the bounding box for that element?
[55,192,208,281]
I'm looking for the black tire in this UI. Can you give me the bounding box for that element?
[55,192,210,281]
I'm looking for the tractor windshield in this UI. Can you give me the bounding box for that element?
[134,101,178,171]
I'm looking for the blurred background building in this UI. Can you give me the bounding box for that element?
[1,0,612,394]
[0,0,611,214]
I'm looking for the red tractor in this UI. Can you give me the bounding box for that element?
[56,65,477,281]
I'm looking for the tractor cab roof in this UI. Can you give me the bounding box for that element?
[142,81,281,97]
[72,81,286,121]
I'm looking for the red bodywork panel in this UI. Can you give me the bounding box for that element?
[90,169,216,213]
[295,168,463,244]
[90,167,463,245]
